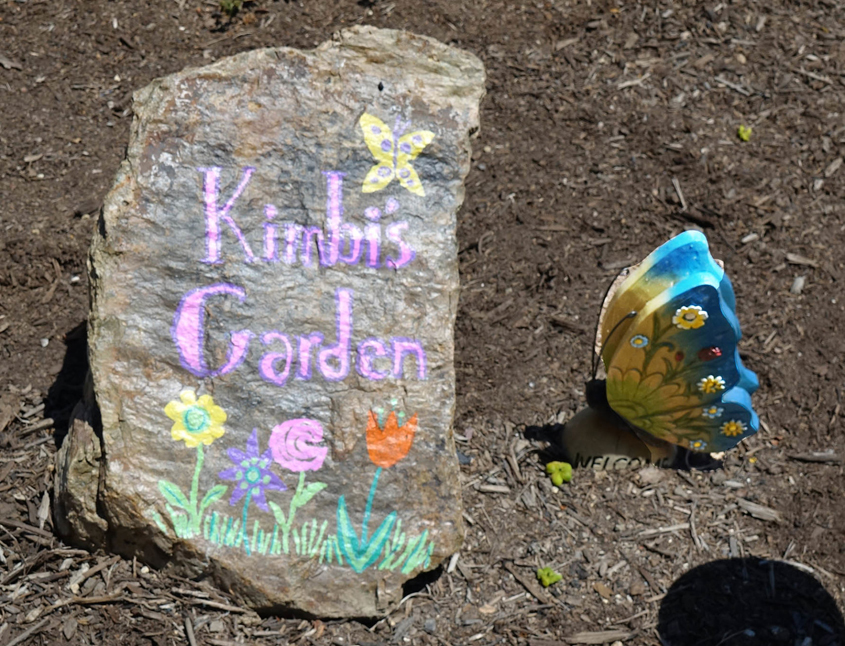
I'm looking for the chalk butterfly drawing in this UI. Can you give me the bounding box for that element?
[359,113,435,197]
[587,231,759,453]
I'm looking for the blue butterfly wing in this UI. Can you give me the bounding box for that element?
[600,231,725,362]
[603,235,759,452]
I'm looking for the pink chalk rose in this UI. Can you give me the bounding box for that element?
[269,418,327,472]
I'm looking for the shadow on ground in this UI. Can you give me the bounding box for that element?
[658,558,845,646]
[45,320,88,447]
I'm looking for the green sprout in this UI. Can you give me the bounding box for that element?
[537,567,562,588]
[545,461,572,486]
[737,125,752,142]
[220,0,243,16]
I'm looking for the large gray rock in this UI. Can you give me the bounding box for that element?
[55,27,484,617]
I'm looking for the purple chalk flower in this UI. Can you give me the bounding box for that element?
[218,429,286,511]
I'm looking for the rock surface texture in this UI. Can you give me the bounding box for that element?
[55,27,484,617]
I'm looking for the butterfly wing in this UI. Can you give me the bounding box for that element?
[597,231,723,364]
[601,233,759,452]
[394,163,424,197]
[397,130,435,163]
[395,130,435,197]
[359,113,396,193]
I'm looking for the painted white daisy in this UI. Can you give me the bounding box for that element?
[697,375,726,394]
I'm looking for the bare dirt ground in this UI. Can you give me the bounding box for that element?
[1,0,844,644]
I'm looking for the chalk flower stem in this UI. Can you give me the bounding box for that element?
[158,390,228,537]
[361,467,383,542]
[335,406,418,572]
[268,471,327,554]
[240,490,253,555]
[188,444,205,534]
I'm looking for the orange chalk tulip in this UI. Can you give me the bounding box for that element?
[366,411,418,469]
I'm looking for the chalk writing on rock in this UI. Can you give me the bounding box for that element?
[199,169,415,269]
[172,284,427,383]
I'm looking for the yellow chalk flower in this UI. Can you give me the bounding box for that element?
[164,389,226,448]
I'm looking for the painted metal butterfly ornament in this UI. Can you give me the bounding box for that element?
[587,230,759,454]
[359,113,435,196]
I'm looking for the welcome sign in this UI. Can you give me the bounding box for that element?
[57,27,485,617]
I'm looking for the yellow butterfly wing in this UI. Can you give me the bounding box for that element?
[362,165,396,193]
[359,113,396,193]
[397,130,435,162]
[394,164,424,197]
[396,130,435,197]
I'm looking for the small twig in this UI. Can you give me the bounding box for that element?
[5,618,51,646]
[46,593,126,614]
[462,465,504,489]
[76,555,121,586]
[20,403,45,418]
[637,523,690,538]
[737,498,782,523]
[689,503,701,550]
[184,616,198,646]
[188,598,250,613]
[637,566,660,594]
[611,609,649,625]
[72,593,126,605]
[793,68,833,85]
[618,72,651,89]
[21,417,54,435]
[0,518,54,539]
[477,484,511,494]
[714,75,751,96]
[671,177,687,212]
[788,452,841,464]
[563,629,635,644]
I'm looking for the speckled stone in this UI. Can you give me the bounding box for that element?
[55,26,484,617]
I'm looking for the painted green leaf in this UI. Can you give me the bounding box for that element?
[268,501,286,525]
[199,485,227,513]
[297,482,327,508]
[166,504,190,538]
[159,480,190,510]
[150,511,169,535]
[401,530,430,574]
[336,496,396,573]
